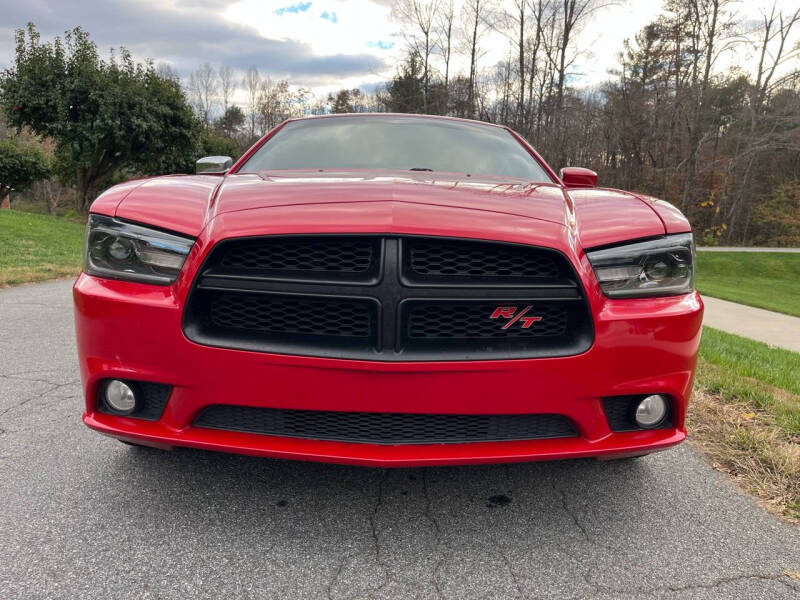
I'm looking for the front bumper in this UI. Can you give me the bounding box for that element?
[74,273,703,467]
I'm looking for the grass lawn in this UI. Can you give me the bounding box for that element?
[696,251,800,317]
[692,327,800,522]
[0,210,85,287]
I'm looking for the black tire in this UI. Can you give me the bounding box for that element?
[119,440,147,448]
[600,453,648,462]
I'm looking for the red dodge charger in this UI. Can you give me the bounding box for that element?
[74,114,703,466]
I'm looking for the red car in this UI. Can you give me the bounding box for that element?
[74,114,703,467]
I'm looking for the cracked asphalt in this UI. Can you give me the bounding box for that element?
[2,279,799,599]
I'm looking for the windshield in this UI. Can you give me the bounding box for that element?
[240,116,553,182]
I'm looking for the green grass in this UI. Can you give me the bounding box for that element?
[700,327,800,396]
[696,252,800,317]
[699,327,800,434]
[0,210,85,286]
[692,327,800,521]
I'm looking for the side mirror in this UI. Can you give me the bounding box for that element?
[196,156,233,174]
[560,167,597,189]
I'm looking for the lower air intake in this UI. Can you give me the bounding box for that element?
[193,405,579,445]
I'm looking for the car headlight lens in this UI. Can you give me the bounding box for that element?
[586,233,695,298]
[83,214,195,285]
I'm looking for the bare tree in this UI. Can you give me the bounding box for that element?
[748,2,800,132]
[436,0,456,101]
[492,0,538,131]
[555,1,579,114]
[679,0,739,213]
[218,65,235,117]
[551,0,604,164]
[394,0,439,112]
[257,79,312,133]
[460,0,493,118]
[243,66,261,143]
[490,0,602,164]
[188,62,217,127]
[155,63,180,82]
[257,77,288,134]
[725,2,800,239]
[527,0,555,143]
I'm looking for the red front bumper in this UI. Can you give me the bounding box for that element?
[74,272,703,467]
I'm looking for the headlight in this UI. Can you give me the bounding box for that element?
[586,233,695,298]
[83,214,195,285]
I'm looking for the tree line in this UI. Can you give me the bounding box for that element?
[379,0,800,246]
[2,0,799,245]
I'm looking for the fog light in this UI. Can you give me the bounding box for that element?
[105,380,136,414]
[634,394,668,428]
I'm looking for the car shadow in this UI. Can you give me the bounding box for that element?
[101,443,651,549]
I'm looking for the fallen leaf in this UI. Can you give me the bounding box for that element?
[742,412,755,420]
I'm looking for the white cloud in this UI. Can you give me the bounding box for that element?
[225,0,401,60]
[574,2,664,84]
[3,0,797,99]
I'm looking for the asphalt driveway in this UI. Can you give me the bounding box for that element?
[1,279,799,599]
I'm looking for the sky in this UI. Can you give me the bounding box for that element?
[0,0,798,98]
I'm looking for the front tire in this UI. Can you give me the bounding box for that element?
[598,453,649,462]
[119,440,146,448]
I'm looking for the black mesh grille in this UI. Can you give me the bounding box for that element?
[406,238,560,281]
[184,235,593,360]
[97,380,171,421]
[209,293,373,338]
[407,302,567,339]
[602,398,635,432]
[193,405,578,444]
[210,236,378,281]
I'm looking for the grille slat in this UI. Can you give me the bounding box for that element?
[406,238,561,282]
[210,236,379,281]
[193,405,578,444]
[209,293,373,338]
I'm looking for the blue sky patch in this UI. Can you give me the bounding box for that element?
[320,11,338,24]
[366,40,395,50]
[275,2,312,16]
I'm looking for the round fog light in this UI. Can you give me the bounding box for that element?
[105,380,136,414]
[634,394,668,428]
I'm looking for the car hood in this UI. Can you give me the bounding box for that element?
[215,170,574,225]
[103,170,676,247]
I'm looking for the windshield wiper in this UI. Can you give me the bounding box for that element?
[409,167,434,171]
